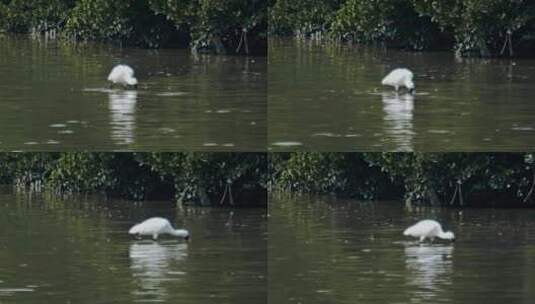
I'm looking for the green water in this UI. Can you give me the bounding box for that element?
[269,38,535,151]
[0,188,266,303]
[0,34,266,151]
[269,194,535,304]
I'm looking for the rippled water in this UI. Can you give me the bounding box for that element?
[269,194,535,304]
[269,38,535,151]
[0,34,266,150]
[0,188,266,303]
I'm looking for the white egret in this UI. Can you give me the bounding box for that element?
[403,220,455,242]
[108,64,138,88]
[381,68,415,93]
[129,217,190,240]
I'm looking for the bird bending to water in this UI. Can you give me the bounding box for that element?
[382,68,415,94]
[108,64,138,88]
[129,217,190,240]
[403,220,454,242]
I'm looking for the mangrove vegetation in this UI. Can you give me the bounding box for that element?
[0,0,267,54]
[0,152,267,207]
[269,0,535,57]
[270,153,535,207]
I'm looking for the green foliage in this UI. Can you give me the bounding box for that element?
[412,0,535,56]
[149,0,267,53]
[0,0,266,53]
[0,0,74,32]
[64,0,133,42]
[386,153,534,207]
[47,153,115,193]
[268,0,340,35]
[136,153,267,206]
[270,153,402,200]
[64,0,182,48]
[333,0,444,50]
[271,153,535,207]
[0,153,58,185]
[269,0,535,56]
[269,0,446,50]
[0,153,267,207]
[331,0,395,42]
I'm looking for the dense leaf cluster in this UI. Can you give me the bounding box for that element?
[0,153,267,207]
[269,153,403,201]
[0,0,267,53]
[271,153,535,207]
[269,0,535,57]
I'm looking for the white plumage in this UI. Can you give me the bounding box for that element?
[108,64,138,87]
[382,68,415,93]
[403,220,455,242]
[129,217,190,240]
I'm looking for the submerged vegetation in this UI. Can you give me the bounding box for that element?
[0,0,267,54]
[269,0,535,57]
[270,153,535,207]
[0,153,267,207]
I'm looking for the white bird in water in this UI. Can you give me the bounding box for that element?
[403,220,455,242]
[108,64,138,88]
[382,68,415,94]
[129,217,190,241]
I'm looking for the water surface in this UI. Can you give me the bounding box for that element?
[269,194,535,303]
[0,35,266,151]
[269,38,535,151]
[0,188,266,303]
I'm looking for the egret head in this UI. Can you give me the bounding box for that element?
[174,229,190,241]
[442,231,455,241]
[127,77,138,87]
[405,80,415,94]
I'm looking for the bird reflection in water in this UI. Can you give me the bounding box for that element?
[404,244,453,300]
[129,241,188,302]
[382,92,414,151]
[108,90,137,145]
